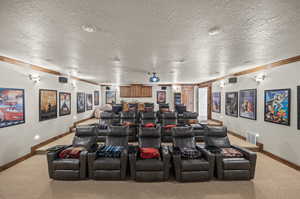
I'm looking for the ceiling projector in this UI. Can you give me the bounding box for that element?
[149,72,160,83]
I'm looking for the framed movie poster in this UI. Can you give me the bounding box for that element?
[157,91,166,104]
[212,92,221,113]
[59,92,71,116]
[298,86,300,130]
[225,92,238,117]
[86,94,93,110]
[264,89,291,126]
[77,92,85,113]
[239,89,257,120]
[0,88,25,128]
[174,92,181,105]
[94,90,99,106]
[105,91,116,104]
[39,89,57,121]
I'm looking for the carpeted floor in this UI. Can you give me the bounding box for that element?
[0,152,299,199]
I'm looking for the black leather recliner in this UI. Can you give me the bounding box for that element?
[170,127,215,182]
[140,111,157,125]
[204,126,257,180]
[47,126,97,180]
[182,112,207,141]
[88,125,129,180]
[161,112,177,142]
[129,125,170,181]
[121,111,138,142]
[96,111,120,142]
[156,103,169,123]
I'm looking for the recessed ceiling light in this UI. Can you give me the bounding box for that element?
[81,24,97,33]
[208,26,221,36]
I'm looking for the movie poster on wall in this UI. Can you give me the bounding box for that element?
[157,90,166,104]
[86,94,93,110]
[77,92,85,113]
[239,89,257,120]
[0,88,25,128]
[59,92,71,116]
[94,90,99,106]
[212,92,221,113]
[225,92,238,117]
[39,89,57,121]
[105,91,116,104]
[264,89,290,126]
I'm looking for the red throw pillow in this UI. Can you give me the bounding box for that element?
[164,124,176,129]
[144,123,155,128]
[140,148,160,159]
[58,147,73,159]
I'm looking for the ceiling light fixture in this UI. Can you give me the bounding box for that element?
[149,72,160,83]
[81,24,97,33]
[208,26,221,36]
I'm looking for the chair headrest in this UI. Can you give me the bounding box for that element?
[75,125,96,136]
[172,126,193,137]
[144,103,154,108]
[162,112,177,119]
[121,111,136,119]
[183,112,198,119]
[108,125,128,137]
[100,111,115,119]
[207,126,227,137]
[141,111,156,119]
[159,103,169,109]
[139,126,161,138]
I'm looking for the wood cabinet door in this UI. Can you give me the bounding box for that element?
[182,86,194,112]
[120,86,131,97]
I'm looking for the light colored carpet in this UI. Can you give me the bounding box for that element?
[0,153,299,199]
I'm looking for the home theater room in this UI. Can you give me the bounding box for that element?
[0,0,299,199]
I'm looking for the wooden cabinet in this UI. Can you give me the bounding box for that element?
[120,85,152,98]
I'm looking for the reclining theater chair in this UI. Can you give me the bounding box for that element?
[121,111,137,142]
[140,111,157,125]
[156,103,170,123]
[204,126,257,180]
[129,125,170,181]
[96,111,120,142]
[171,127,215,182]
[47,126,97,180]
[88,126,129,180]
[161,111,177,142]
[182,112,207,142]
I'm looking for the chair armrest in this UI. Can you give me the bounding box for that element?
[87,152,97,179]
[161,146,170,180]
[129,150,137,180]
[120,149,128,180]
[197,147,215,179]
[215,153,224,180]
[232,145,257,179]
[79,150,88,179]
[169,146,182,182]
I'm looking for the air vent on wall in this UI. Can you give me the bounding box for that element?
[228,77,237,84]
[58,77,68,83]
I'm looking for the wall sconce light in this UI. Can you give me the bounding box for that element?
[29,74,40,83]
[219,80,225,88]
[255,74,266,83]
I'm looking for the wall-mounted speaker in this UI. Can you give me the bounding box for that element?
[228,77,237,84]
[161,86,167,90]
[58,77,68,83]
[106,86,110,90]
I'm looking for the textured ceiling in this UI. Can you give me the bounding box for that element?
[0,0,300,84]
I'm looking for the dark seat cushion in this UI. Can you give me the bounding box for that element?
[223,158,250,170]
[93,158,121,170]
[181,159,209,171]
[53,159,79,170]
[136,159,163,171]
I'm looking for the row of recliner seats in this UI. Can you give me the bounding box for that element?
[96,111,205,143]
[47,125,257,182]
